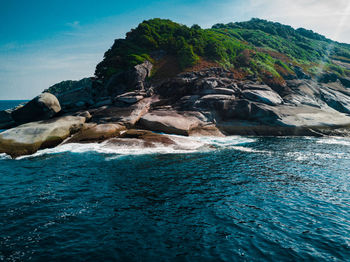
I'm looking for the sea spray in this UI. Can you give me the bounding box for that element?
[14,135,257,160]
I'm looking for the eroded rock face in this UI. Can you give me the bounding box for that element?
[139,110,206,136]
[11,93,61,124]
[0,116,86,158]
[65,123,126,143]
[91,96,157,127]
[106,61,153,96]
[56,87,94,112]
[114,91,145,104]
[242,89,283,106]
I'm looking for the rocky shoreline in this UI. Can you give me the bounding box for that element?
[2,61,350,158]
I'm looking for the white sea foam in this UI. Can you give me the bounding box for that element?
[286,150,348,161]
[13,135,258,159]
[0,153,11,160]
[230,146,268,154]
[316,137,350,146]
[191,136,256,148]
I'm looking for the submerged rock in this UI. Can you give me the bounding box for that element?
[104,129,206,151]
[119,129,175,146]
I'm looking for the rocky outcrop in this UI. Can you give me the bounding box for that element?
[242,87,283,106]
[0,116,86,157]
[105,61,153,96]
[114,91,145,104]
[138,110,206,136]
[90,96,157,127]
[4,63,350,158]
[55,86,94,112]
[11,93,61,124]
[65,123,126,143]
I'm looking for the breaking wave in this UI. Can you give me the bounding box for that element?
[316,137,350,146]
[14,135,257,160]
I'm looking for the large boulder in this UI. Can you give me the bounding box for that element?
[242,89,283,106]
[65,123,126,143]
[217,104,350,136]
[319,87,350,114]
[138,110,205,136]
[0,116,85,158]
[106,61,153,95]
[275,105,350,128]
[11,93,61,123]
[90,96,158,127]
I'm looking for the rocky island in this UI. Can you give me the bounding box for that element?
[2,18,350,158]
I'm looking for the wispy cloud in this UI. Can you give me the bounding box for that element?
[235,0,350,42]
[66,21,81,29]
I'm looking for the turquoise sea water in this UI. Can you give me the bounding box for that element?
[0,101,350,261]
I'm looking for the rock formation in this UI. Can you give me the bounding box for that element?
[2,18,350,157]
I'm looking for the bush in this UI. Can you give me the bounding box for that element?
[178,44,199,69]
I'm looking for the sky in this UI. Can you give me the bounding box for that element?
[1,0,350,99]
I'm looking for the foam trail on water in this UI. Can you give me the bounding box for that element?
[0,153,11,160]
[316,137,350,146]
[13,135,258,160]
[191,136,256,148]
[230,146,269,154]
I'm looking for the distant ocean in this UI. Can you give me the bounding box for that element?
[0,100,350,261]
[0,100,28,111]
[0,100,27,133]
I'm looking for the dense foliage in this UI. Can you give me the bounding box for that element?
[95,18,350,84]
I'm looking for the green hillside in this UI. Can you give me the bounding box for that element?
[95,18,350,86]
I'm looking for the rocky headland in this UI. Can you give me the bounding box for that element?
[2,18,350,157]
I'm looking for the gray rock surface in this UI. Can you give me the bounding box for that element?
[56,87,94,111]
[139,110,209,136]
[0,116,86,157]
[11,93,61,123]
[242,89,283,106]
[106,61,153,95]
[115,92,144,104]
[65,123,126,143]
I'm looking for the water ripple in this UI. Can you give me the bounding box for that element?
[0,136,350,261]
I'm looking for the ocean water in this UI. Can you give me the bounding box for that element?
[0,101,350,261]
[0,100,27,111]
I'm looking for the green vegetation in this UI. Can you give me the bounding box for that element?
[95,18,350,84]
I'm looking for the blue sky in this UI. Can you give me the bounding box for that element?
[1,0,350,99]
